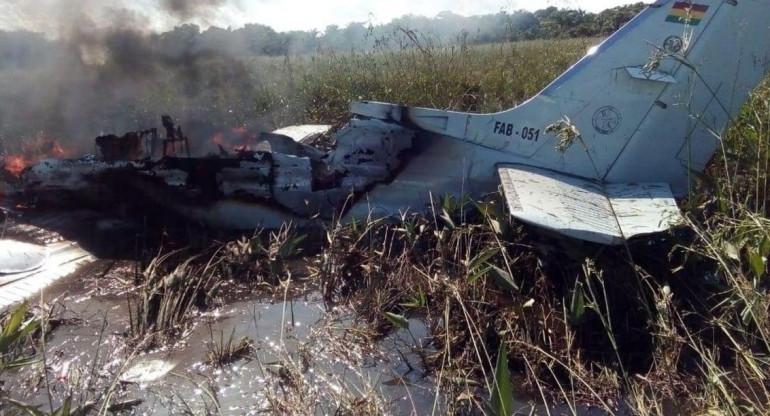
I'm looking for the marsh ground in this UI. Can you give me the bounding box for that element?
[1,36,769,415]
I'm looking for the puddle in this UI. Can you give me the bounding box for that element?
[1,267,447,415]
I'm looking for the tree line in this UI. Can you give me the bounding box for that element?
[1,3,646,65]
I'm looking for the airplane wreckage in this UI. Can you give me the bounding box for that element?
[2,0,770,260]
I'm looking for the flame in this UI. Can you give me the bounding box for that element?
[210,127,258,154]
[230,126,248,136]
[2,155,26,176]
[2,136,70,177]
[234,145,252,152]
[45,139,67,158]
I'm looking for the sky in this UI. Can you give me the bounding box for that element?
[0,0,634,36]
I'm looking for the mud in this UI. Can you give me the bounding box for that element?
[1,262,442,414]
[0,208,632,415]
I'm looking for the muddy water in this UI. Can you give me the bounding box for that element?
[1,262,447,415]
[2,266,633,415]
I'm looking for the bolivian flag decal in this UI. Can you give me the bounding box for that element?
[666,2,709,25]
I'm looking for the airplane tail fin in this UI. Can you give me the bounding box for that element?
[494,0,770,243]
[530,0,770,194]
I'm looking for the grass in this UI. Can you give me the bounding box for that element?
[127,247,221,345]
[0,302,147,415]
[252,38,593,127]
[3,34,770,415]
[128,223,307,346]
[0,302,40,373]
[204,326,254,367]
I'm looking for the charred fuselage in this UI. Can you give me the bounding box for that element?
[12,116,418,229]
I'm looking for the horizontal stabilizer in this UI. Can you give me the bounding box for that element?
[497,165,681,245]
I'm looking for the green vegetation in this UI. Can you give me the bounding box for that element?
[128,223,307,345]
[248,38,591,128]
[205,326,254,367]
[2,31,770,414]
[0,302,39,373]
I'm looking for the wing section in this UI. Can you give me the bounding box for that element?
[497,164,681,245]
[1,239,48,274]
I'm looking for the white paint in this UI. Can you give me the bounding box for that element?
[498,165,681,245]
[121,359,177,383]
[0,241,94,312]
[0,239,48,274]
[272,125,331,143]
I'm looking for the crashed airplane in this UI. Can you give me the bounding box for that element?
[4,0,770,246]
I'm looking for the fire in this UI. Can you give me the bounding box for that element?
[2,136,70,177]
[31,136,69,158]
[230,126,248,136]
[2,155,26,176]
[210,126,258,154]
[234,144,252,152]
[44,138,67,158]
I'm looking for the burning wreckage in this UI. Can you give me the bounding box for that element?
[4,0,770,247]
[6,114,420,229]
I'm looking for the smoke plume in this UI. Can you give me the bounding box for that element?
[161,0,228,20]
[0,1,277,157]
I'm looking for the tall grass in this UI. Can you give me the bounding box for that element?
[224,37,593,129]
[4,34,769,415]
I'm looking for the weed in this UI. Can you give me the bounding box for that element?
[128,248,220,345]
[204,326,254,367]
[0,302,40,373]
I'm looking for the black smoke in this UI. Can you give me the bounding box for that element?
[161,0,228,20]
[0,4,280,156]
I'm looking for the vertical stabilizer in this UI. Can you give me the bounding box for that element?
[525,0,770,193]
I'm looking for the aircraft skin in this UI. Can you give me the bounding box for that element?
[10,0,770,245]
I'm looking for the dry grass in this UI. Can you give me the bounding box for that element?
[3,35,770,415]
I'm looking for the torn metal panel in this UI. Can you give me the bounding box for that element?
[0,239,48,274]
[96,128,158,161]
[14,117,418,227]
[271,154,316,216]
[498,164,681,245]
[327,119,414,170]
[271,124,332,143]
[23,157,136,190]
[255,133,325,160]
